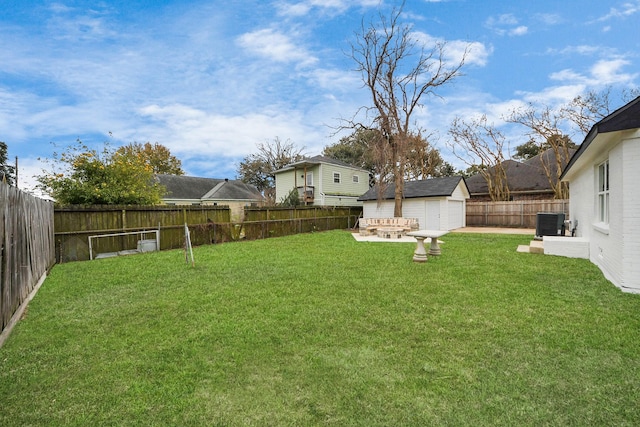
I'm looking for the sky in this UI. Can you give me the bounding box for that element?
[1,0,639,194]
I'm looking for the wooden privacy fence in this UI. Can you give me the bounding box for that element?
[55,205,231,262]
[234,205,362,241]
[466,199,569,228]
[55,205,362,262]
[1,183,55,333]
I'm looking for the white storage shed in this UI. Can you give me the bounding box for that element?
[358,177,470,231]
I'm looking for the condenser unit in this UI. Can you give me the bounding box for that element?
[536,213,565,239]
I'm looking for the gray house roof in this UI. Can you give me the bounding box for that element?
[466,149,575,196]
[358,176,467,201]
[561,95,640,180]
[155,174,263,201]
[275,155,369,173]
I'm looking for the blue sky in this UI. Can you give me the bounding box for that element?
[2,0,638,193]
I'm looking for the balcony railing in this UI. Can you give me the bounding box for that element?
[296,186,314,203]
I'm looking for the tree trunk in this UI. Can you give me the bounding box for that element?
[393,143,404,217]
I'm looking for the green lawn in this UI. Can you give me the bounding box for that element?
[2,230,640,426]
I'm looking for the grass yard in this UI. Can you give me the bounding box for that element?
[2,230,640,426]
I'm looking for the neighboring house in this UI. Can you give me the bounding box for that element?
[357,176,470,231]
[274,155,371,206]
[155,174,264,220]
[466,149,575,200]
[558,96,640,293]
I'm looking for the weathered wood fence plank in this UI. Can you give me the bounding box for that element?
[466,199,569,228]
[54,205,363,262]
[0,183,55,333]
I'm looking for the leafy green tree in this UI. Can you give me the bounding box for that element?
[116,142,184,175]
[0,142,16,185]
[37,139,166,205]
[512,139,540,161]
[437,162,457,177]
[457,164,488,179]
[323,128,378,174]
[404,133,450,180]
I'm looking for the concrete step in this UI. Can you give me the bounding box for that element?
[516,240,544,254]
[529,240,544,254]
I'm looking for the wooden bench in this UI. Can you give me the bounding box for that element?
[359,217,419,236]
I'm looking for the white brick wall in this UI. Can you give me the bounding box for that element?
[543,236,589,258]
[620,135,640,291]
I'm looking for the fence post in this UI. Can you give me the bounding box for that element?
[484,202,488,226]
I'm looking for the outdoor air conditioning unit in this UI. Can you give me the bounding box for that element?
[536,212,565,239]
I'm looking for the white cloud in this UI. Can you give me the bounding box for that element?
[546,45,601,56]
[535,13,563,25]
[514,58,637,109]
[509,26,528,36]
[549,69,587,83]
[547,58,637,87]
[485,13,528,36]
[13,156,47,196]
[137,104,326,159]
[237,28,318,67]
[413,32,491,67]
[519,84,587,105]
[451,40,492,67]
[594,0,640,21]
[275,0,378,17]
[487,14,519,26]
[590,58,637,85]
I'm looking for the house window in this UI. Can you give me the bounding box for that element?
[306,172,313,187]
[352,175,359,183]
[598,160,609,224]
[333,172,341,183]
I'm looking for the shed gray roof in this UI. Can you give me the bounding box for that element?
[561,95,640,179]
[358,176,467,201]
[155,174,263,201]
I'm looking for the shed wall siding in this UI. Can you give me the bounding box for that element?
[362,183,467,231]
[363,200,395,218]
[447,199,465,229]
[451,184,469,201]
[402,200,428,229]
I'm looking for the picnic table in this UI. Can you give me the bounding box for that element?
[406,230,449,262]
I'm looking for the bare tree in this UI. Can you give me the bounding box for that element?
[350,1,466,216]
[505,105,574,199]
[448,115,511,201]
[561,87,640,134]
[506,87,639,199]
[237,137,305,204]
[560,88,615,135]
